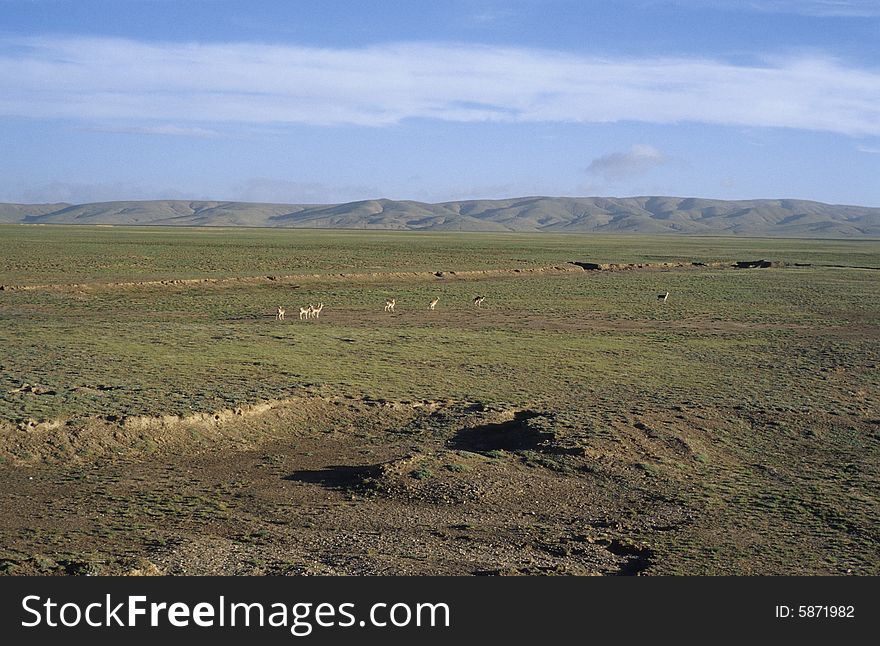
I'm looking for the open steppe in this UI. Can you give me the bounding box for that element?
[0,225,877,575]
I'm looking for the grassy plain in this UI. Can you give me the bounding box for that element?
[0,225,877,575]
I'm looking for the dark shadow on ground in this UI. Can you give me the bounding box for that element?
[284,465,379,490]
[448,410,580,456]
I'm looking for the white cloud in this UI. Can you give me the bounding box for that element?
[420,179,567,203]
[84,124,223,138]
[664,1,880,17]
[766,0,880,16]
[0,37,879,134]
[233,178,380,204]
[586,145,668,181]
[4,181,204,204]
[1,178,384,204]
[466,8,515,26]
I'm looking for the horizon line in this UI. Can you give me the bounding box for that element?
[3,194,880,210]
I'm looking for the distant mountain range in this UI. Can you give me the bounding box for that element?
[1,196,878,237]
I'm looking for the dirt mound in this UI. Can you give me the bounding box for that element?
[288,452,491,505]
[365,453,489,504]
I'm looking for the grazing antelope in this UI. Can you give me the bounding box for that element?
[276,306,285,321]
[658,291,669,303]
[429,297,439,311]
[473,296,485,307]
[311,302,324,319]
[299,304,314,320]
[384,298,396,313]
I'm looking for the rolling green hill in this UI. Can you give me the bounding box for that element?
[1,196,877,236]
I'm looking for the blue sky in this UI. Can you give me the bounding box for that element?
[1,0,878,206]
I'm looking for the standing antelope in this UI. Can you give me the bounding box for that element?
[300,304,314,320]
[658,291,669,303]
[276,306,285,321]
[384,298,396,313]
[473,296,485,307]
[429,297,439,311]
[311,302,325,319]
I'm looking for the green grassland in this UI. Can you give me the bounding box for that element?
[0,225,877,575]
[1,226,877,421]
[1,224,878,285]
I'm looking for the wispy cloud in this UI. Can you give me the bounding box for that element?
[662,0,880,17]
[233,178,380,204]
[768,0,880,16]
[466,8,515,26]
[84,124,223,138]
[1,37,879,134]
[586,145,668,181]
[857,145,880,154]
[2,178,382,204]
[3,181,205,204]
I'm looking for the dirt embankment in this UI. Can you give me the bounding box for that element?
[0,264,582,293]
[0,258,807,293]
[0,394,446,465]
[0,394,672,577]
[570,260,731,271]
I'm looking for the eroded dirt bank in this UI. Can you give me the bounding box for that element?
[0,258,800,293]
[0,395,687,575]
[1,393,876,576]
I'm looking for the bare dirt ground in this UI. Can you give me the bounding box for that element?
[1,390,876,576]
[0,398,666,575]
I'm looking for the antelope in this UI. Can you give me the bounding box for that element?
[299,304,314,320]
[429,297,439,311]
[658,291,669,303]
[311,302,325,319]
[473,296,485,307]
[276,306,285,321]
[384,298,396,313]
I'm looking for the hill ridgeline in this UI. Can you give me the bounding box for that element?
[1,196,877,236]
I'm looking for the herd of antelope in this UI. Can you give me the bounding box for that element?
[275,291,671,321]
[288,303,324,320]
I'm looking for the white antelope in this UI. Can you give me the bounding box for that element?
[429,297,439,311]
[384,298,396,313]
[473,296,485,307]
[658,291,670,303]
[299,304,314,320]
[276,306,285,321]
[310,302,325,319]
